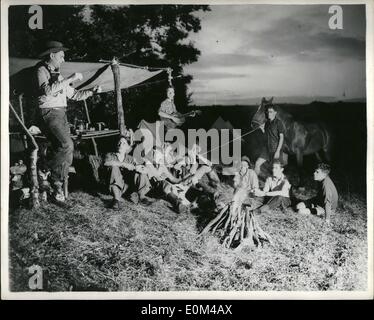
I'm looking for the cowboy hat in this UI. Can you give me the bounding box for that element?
[241,156,252,166]
[38,41,69,58]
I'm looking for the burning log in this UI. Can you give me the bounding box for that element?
[200,190,272,249]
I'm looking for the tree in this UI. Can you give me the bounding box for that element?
[9,5,210,128]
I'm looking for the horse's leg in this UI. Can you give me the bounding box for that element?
[296,149,303,168]
[296,149,306,188]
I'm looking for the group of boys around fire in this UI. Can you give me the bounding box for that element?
[15,41,339,225]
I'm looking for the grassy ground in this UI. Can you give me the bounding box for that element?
[9,182,367,292]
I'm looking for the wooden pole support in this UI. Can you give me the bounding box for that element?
[110,57,126,136]
[82,100,98,156]
[18,94,28,149]
[83,99,91,123]
[64,177,69,199]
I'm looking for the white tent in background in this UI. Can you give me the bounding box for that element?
[210,116,234,131]
[210,116,243,142]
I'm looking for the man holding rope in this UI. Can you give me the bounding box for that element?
[254,105,286,176]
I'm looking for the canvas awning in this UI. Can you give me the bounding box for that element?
[9,57,164,94]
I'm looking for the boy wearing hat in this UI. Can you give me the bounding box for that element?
[35,41,101,204]
[234,156,259,191]
[229,156,260,209]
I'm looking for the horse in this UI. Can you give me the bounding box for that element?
[251,97,332,170]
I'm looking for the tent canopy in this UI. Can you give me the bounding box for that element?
[9,57,164,95]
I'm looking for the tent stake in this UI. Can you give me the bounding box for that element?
[110,57,126,136]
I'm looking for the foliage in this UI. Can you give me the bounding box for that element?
[9,5,210,127]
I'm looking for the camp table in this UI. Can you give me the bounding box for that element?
[32,128,120,158]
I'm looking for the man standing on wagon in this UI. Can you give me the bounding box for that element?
[35,41,101,204]
[254,105,287,176]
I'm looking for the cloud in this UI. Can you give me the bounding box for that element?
[191,71,247,80]
[191,53,271,69]
[312,32,365,60]
[186,5,366,105]
[242,16,365,62]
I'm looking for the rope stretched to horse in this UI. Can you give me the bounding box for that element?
[199,124,262,158]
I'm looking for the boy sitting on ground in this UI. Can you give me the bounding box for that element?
[254,159,291,213]
[296,163,338,224]
[231,156,260,206]
[178,142,220,191]
[146,145,190,214]
[104,136,153,209]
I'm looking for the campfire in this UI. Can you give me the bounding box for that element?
[200,191,272,249]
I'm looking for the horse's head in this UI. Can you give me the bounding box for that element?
[251,97,273,129]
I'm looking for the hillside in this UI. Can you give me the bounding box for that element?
[9,182,367,292]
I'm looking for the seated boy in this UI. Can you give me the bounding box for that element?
[104,136,153,209]
[233,156,259,199]
[178,141,220,189]
[147,145,190,214]
[254,159,291,213]
[296,163,338,224]
[158,87,184,129]
[220,156,261,213]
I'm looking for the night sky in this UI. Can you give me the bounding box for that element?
[185,5,366,105]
